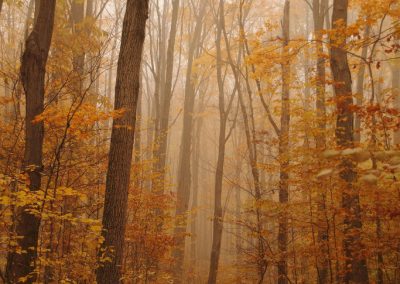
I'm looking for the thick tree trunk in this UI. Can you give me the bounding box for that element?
[5,1,56,283]
[96,1,149,283]
[278,1,290,284]
[330,1,369,283]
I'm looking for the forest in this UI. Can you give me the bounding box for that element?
[0,0,400,283]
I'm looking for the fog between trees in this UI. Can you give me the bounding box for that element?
[1,0,400,283]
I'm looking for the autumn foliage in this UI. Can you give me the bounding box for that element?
[1,0,400,283]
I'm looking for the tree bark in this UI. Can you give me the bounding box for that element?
[278,1,290,284]
[96,1,149,283]
[330,1,369,283]
[5,0,56,282]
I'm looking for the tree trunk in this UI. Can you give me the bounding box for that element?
[171,3,205,282]
[189,89,205,281]
[330,1,369,283]
[154,0,179,195]
[106,0,121,106]
[392,36,400,144]
[278,1,290,284]
[234,163,242,281]
[227,2,267,280]
[5,0,56,283]
[312,1,330,283]
[313,0,327,149]
[96,1,149,283]
[207,1,229,282]
[71,0,85,79]
[354,26,370,144]
[150,0,167,194]
[86,0,94,18]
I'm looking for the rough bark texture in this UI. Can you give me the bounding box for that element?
[171,3,205,283]
[5,0,56,283]
[96,1,149,283]
[330,1,369,283]
[278,1,290,284]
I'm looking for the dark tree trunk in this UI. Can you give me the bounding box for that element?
[330,1,369,283]
[278,1,290,284]
[5,0,56,283]
[96,1,149,283]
